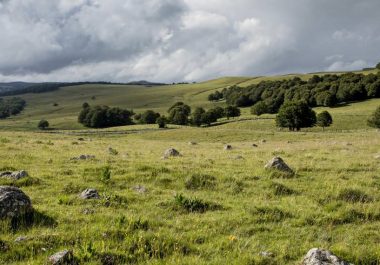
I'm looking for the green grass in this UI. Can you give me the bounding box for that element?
[0,72,379,264]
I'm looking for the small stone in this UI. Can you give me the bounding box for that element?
[260,251,274,258]
[48,250,75,265]
[234,155,244,160]
[374,154,380,160]
[261,139,267,143]
[188,141,197,145]
[252,144,258,147]
[82,208,95,215]
[224,145,232,150]
[265,157,294,173]
[133,185,147,193]
[80,189,100,200]
[0,170,28,180]
[15,236,28,243]
[302,248,353,265]
[78,138,85,141]
[164,148,181,158]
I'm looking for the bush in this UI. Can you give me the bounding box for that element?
[156,116,168,128]
[337,188,373,203]
[191,107,206,127]
[251,101,268,116]
[316,111,333,130]
[37,119,49,130]
[140,110,160,124]
[173,194,220,213]
[168,102,191,125]
[224,106,241,119]
[270,182,296,196]
[276,101,316,131]
[367,106,380,128]
[78,104,134,128]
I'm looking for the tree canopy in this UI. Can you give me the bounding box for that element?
[276,101,316,131]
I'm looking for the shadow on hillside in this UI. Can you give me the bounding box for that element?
[9,210,57,231]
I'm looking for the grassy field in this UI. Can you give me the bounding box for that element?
[0,98,380,264]
[0,69,377,131]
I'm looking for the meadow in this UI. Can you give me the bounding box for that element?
[0,70,380,264]
[0,97,379,264]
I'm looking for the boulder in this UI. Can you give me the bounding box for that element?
[265,157,294,173]
[133,185,147,193]
[224,145,232,150]
[0,170,28,180]
[48,250,75,265]
[302,248,352,265]
[164,148,181,158]
[0,186,33,219]
[79,189,100,199]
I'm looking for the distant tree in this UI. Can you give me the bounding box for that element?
[276,101,316,131]
[168,102,191,125]
[201,110,218,126]
[140,110,160,124]
[316,111,333,130]
[82,102,90,109]
[191,107,206,127]
[210,106,225,119]
[156,116,168,128]
[38,119,49,130]
[224,106,241,119]
[376,62,380,70]
[78,105,134,128]
[367,106,380,128]
[208,91,223,101]
[251,101,268,116]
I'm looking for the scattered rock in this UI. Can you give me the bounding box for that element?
[108,147,118,155]
[15,236,28,243]
[260,251,274,258]
[0,170,28,180]
[302,248,353,265]
[82,208,95,215]
[189,141,197,145]
[164,148,181,158]
[48,250,76,265]
[133,185,147,193]
[265,157,294,173]
[261,139,267,143]
[345,142,353,146]
[79,189,100,200]
[224,145,232,150]
[70,155,95,161]
[0,186,33,219]
[374,154,380,160]
[77,138,85,141]
[252,144,258,147]
[234,155,244,160]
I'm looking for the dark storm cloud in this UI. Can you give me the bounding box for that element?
[0,0,379,82]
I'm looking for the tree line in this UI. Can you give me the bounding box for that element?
[208,71,380,115]
[0,97,26,119]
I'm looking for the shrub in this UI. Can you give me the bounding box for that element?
[224,106,241,119]
[367,106,380,128]
[168,103,191,125]
[191,107,206,127]
[276,101,316,131]
[174,194,220,213]
[156,116,167,128]
[140,110,160,124]
[37,119,49,130]
[251,101,268,116]
[100,166,111,184]
[185,174,216,190]
[251,206,292,223]
[270,182,296,196]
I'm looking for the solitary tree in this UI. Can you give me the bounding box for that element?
[368,106,380,128]
[316,111,333,130]
[168,102,191,125]
[156,116,168,128]
[38,119,49,130]
[276,101,316,131]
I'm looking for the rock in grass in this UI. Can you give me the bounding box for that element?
[224,145,232,150]
[48,250,76,265]
[0,170,28,180]
[70,155,95,161]
[302,248,353,265]
[132,185,147,194]
[265,157,294,174]
[0,186,33,219]
[79,189,100,199]
[164,148,181,158]
[188,141,197,145]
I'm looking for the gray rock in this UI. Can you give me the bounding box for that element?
[188,141,197,145]
[374,154,380,160]
[265,157,294,173]
[70,155,95,161]
[133,185,147,193]
[302,248,353,265]
[260,251,274,258]
[164,148,181,158]
[261,139,267,143]
[80,189,100,199]
[48,250,75,265]
[0,170,28,180]
[252,144,258,147]
[15,236,28,243]
[224,145,232,150]
[0,186,33,219]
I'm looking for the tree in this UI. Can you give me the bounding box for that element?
[251,101,268,116]
[156,116,168,128]
[140,110,160,124]
[367,106,380,128]
[38,119,49,130]
[376,62,380,70]
[168,102,191,125]
[191,107,206,127]
[276,101,316,131]
[210,106,225,119]
[201,110,218,126]
[78,105,134,128]
[168,102,191,116]
[316,111,333,130]
[224,106,241,119]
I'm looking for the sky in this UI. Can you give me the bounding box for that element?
[0,0,379,83]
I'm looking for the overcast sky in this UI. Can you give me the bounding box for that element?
[0,0,379,82]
